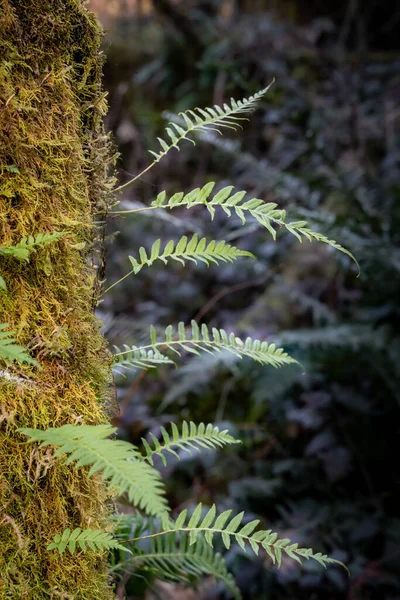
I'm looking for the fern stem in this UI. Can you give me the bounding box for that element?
[111,206,157,215]
[113,161,157,193]
[101,269,134,297]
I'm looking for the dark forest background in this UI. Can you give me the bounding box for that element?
[90,1,400,598]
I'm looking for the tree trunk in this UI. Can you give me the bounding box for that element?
[0,1,116,598]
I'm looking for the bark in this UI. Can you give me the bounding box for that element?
[0,0,116,597]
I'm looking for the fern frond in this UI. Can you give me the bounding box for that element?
[141,421,240,466]
[149,83,273,163]
[114,534,241,599]
[47,527,130,555]
[17,425,169,518]
[155,503,348,573]
[112,346,175,372]
[128,234,254,274]
[0,232,67,262]
[151,183,357,267]
[0,324,39,367]
[113,320,298,369]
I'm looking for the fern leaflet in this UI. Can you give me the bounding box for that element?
[0,232,67,262]
[18,424,169,518]
[149,84,273,163]
[112,346,175,372]
[128,234,254,274]
[47,527,130,555]
[113,320,298,369]
[152,503,349,572]
[141,421,240,466]
[113,533,241,599]
[150,183,357,267]
[0,324,39,367]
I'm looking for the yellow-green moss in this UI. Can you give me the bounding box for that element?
[0,1,116,597]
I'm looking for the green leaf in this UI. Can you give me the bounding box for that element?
[140,421,239,465]
[0,323,39,367]
[47,527,130,555]
[149,183,357,268]
[18,425,168,518]
[114,321,298,370]
[0,231,67,262]
[161,504,349,573]
[125,234,254,275]
[149,83,274,162]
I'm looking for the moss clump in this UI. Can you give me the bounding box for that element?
[0,1,116,598]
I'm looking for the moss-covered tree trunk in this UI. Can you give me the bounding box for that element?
[0,1,116,598]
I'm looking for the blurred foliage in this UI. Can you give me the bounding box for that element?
[93,1,400,598]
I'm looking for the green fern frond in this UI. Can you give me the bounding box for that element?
[113,534,241,599]
[155,503,348,573]
[112,345,175,372]
[151,183,357,267]
[141,421,240,466]
[128,234,254,274]
[0,323,39,367]
[17,425,169,518]
[113,320,298,369]
[47,527,130,555]
[149,84,273,162]
[0,232,67,262]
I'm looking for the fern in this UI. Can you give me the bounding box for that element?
[47,527,130,555]
[112,346,175,372]
[0,323,39,367]
[148,84,273,163]
[153,503,348,573]
[102,235,254,296]
[128,234,254,274]
[0,232,67,262]
[149,183,357,267]
[113,320,298,368]
[17,424,169,518]
[112,533,241,599]
[141,421,240,466]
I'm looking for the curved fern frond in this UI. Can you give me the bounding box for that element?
[141,421,240,466]
[151,183,357,267]
[47,527,130,555]
[17,425,169,518]
[113,534,241,599]
[112,346,175,372]
[0,232,67,262]
[0,324,39,367]
[150,503,348,573]
[149,84,273,163]
[113,320,298,369]
[128,234,254,275]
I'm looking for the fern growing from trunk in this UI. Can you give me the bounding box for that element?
[4,15,355,594]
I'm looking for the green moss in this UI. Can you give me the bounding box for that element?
[0,1,116,597]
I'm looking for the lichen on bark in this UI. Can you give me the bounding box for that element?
[0,0,116,597]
